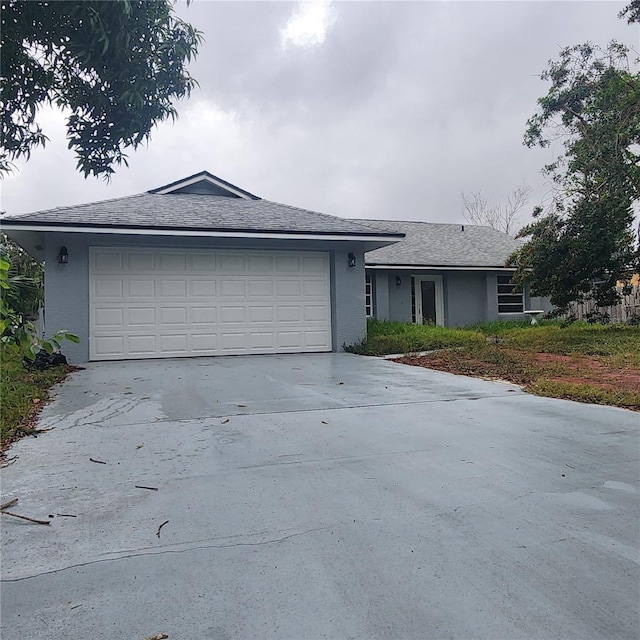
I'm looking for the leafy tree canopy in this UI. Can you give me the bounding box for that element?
[620,0,640,24]
[1,0,202,179]
[509,40,640,311]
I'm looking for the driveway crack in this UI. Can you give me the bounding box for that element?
[0,526,330,583]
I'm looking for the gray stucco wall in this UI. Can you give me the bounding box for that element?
[387,273,413,323]
[369,268,553,327]
[43,232,367,362]
[331,245,367,349]
[445,271,487,326]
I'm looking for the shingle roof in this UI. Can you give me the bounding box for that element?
[360,219,524,267]
[2,193,400,238]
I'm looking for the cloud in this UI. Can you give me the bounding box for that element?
[2,0,636,229]
[280,1,336,49]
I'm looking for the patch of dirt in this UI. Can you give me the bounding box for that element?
[530,352,640,392]
[395,349,640,397]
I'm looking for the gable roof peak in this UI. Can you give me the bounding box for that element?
[148,171,260,200]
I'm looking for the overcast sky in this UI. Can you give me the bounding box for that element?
[2,1,638,227]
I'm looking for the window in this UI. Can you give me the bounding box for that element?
[497,275,524,313]
[365,272,373,317]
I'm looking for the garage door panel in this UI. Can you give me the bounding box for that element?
[191,333,218,352]
[159,280,187,297]
[159,307,188,325]
[160,334,188,354]
[94,279,123,299]
[159,253,186,271]
[277,305,301,322]
[192,307,217,324]
[129,308,156,326]
[304,305,328,322]
[129,335,156,355]
[248,255,274,272]
[129,280,155,298]
[190,254,217,271]
[191,280,217,297]
[248,306,274,323]
[305,330,330,348]
[278,331,303,348]
[276,256,301,273]
[248,280,273,296]
[94,251,123,273]
[220,333,247,350]
[128,252,155,272]
[220,306,246,324]
[93,307,124,328]
[303,280,327,296]
[94,335,125,357]
[303,256,326,273]
[219,255,246,272]
[90,248,331,360]
[276,280,301,296]
[220,280,246,297]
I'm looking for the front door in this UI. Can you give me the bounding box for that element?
[414,276,444,326]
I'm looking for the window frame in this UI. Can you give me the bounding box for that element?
[497,274,524,314]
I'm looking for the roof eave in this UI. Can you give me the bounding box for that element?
[0,221,404,244]
[364,263,514,271]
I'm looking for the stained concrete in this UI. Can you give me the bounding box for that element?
[1,353,638,639]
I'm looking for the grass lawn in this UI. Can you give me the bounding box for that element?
[348,319,640,411]
[1,346,71,456]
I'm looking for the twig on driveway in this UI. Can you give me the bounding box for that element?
[89,458,107,464]
[1,510,51,525]
[0,498,19,511]
[135,485,158,491]
[156,520,169,538]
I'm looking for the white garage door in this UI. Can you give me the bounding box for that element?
[89,248,332,360]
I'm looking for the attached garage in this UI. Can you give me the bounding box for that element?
[90,247,331,360]
[2,171,401,362]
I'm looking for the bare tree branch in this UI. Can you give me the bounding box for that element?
[461,182,531,236]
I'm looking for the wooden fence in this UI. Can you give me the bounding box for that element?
[566,285,640,323]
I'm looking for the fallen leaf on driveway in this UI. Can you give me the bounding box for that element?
[221,418,230,424]
[237,404,247,408]
[337,382,344,385]
[142,634,169,640]
[321,420,328,424]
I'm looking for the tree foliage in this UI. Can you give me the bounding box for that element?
[461,182,531,237]
[1,0,202,179]
[0,251,78,358]
[509,41,640,310]
[0,233,43,319]
[620,0,640,24]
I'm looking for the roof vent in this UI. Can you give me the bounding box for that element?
[461,225,464,232]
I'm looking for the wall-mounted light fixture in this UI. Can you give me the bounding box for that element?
[347,252,356,268]
[58,246,69,264]
[395,275,402,287]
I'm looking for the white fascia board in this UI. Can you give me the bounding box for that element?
[153,175,252,198]
[0,223,399,243]
[365,264,515,271]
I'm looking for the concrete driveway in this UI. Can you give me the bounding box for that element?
[1,353,638,639]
